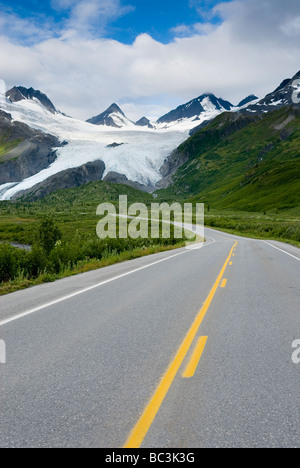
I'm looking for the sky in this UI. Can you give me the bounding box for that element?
[0,0,299,121]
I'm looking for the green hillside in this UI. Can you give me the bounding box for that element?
[157,106,300,214]
[0,137,22,162]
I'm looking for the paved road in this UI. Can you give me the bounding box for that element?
[0,228,299,448]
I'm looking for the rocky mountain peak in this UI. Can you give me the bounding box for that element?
[135,117,153,129]
[157,93,234,124]
[6,86,57,114]
[242,70,300,114]
[86,103,132,127]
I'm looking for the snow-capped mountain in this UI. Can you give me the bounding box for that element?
[158,94,233,123]
[6,86,57,114]
[0,70,299,201]
[136,117,154,129]
[153,93,256,131]
[154,94,236,131]
[242,70,300,114]
[86,103,135,128]
[0,80,188,200]
[237,95,259,108]
[86,93,256,132]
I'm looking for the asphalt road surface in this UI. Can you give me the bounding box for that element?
[0,228,299,448]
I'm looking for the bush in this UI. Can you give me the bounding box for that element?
[37,217,62,254]
[0,219,190,290]
[0,244,18,283]
[25,245,48,278]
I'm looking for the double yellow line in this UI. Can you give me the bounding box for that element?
[124,241,237,448]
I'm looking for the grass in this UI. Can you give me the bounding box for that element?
[203,209,300,247]
[0,137,22,162]
[0,181,193,296]
[0,181,154,245]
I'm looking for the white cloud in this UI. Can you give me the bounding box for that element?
[51,0,74,9]
[0,10,55,43]
[69,0,134,34]
[170,25,193,37]
[0,0,299,121]
[189,0,220,19]
[170,22,216,37]
[51,0,135,36]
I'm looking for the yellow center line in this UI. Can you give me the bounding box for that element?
[221,279,227,288]
[123,240,238,449]
[182,336,208,378]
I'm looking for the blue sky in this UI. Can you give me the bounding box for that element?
[0,0,229,44]
[0,0,299,120]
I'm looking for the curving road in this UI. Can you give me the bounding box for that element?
[0,228,299,448]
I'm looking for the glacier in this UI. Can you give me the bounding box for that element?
[0,82,226,200]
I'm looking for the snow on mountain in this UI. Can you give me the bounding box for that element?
[86,103,136,128]
[0,82,189,200]
[155,94,234,130]
[242,70,300,114]
[6,86,57,114]
[2,71,298,201]
[237,95,259,108]
[87,94,240,132]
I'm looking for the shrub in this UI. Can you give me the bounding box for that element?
[0,244,18,283]
[25,245,48,278]
[37,217,62,254]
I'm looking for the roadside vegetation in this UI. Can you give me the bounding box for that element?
[0,182,191,295]
[0,178,299,296]
[204,210,300,247]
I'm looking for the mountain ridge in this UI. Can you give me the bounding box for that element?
[157,94,234,125]
[242,70,300,114]
[0,70,299,202]
[6,86,57,114]
[156,104,300,212]
[86,103,134,128]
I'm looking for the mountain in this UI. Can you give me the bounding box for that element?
[1,70,299,202]
[242,70,300,114]
[237,95,259,108]
[136,117,153,129]
[13,161,106,201]
[103,171,153,192]
[0,109,61,190]
[6,86,57,114]
[86,103,135,128]
[156,93,261,132]
[0,82,186,199]
[156,105,300,212]
[157,94,234,126]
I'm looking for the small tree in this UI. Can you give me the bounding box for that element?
[37,217,62,255]
[0,244,17,283]
[26,245,47,278]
